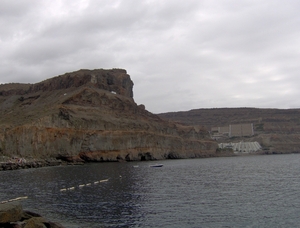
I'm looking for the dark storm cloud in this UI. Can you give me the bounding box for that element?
[1,0,300,113]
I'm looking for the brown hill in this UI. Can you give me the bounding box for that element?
[0,69,217,163]
[158,108,300,154]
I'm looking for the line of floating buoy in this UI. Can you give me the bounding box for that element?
[59,179,109,192]
[99,179,109,183]
[1,196,28,204]
[60,186,76,192]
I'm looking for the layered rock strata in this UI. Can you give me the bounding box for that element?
[0,69,218,162]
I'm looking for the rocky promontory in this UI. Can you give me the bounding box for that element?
[0,69,218,164]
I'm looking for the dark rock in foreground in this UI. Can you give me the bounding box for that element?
[0,202,64,228]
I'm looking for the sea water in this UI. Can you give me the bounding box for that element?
[1,154,300,227]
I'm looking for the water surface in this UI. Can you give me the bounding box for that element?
[1,154,300,227]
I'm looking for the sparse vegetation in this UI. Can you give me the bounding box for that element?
[255,123,264,131]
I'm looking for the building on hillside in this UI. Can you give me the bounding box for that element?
[211,123,254,139]
[229,123,254,137]
[211,126,229,135]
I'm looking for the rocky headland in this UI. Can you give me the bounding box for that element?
[0,68,218,168]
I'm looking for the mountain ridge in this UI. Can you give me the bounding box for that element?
[158,107,300,154]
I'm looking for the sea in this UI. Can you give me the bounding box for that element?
[1,154,300,228]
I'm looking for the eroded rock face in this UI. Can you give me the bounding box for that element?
[0,69,133,98]
[28,68,133,98]
[0,69,218,162]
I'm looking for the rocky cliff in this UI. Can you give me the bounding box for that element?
[0,69,217,162]
[158,108,300,154]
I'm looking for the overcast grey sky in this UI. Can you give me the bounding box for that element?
[1,0,300,113]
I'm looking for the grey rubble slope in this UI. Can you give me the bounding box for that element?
[0,69,217,162]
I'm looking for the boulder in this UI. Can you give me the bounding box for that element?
[0,203,64,228]
[21,210,42,220]
[0,202,23,223]
[23,217,65,228]
[24,217,48,228]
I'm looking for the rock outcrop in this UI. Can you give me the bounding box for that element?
[0,202,64,227]
[0,158,63,171]
[0,69,217,163]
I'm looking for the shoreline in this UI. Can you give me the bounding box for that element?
[0,157,80,171]
[1,151,297,171]
[0,158,61,171]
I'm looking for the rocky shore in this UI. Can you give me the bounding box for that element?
[0,156,83,171]
[0,157,63,171]
[0,202,64,228]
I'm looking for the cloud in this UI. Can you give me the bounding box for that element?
[1,0,300,113]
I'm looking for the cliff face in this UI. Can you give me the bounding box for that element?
[0,69,217,161]
[158,108,300,154]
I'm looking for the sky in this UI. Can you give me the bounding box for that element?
[1,0,300,113]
